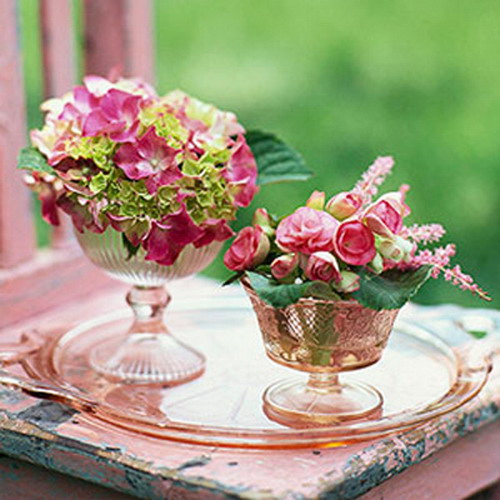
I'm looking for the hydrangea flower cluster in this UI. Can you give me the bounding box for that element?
[24,76,258,265]
[225,157,490,303]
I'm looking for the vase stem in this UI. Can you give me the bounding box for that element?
[126,286,171,335]
[307,372,340,391]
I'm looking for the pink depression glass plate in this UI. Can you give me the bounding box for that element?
[13,297,493,448]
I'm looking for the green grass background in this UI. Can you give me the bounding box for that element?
[19,0,499,308]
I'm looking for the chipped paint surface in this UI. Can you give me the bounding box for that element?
[0,294,498,499]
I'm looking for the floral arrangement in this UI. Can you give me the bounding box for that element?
[18,76,311,265]
[224,156,490,310]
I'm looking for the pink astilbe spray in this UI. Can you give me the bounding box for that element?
[352,156,394,205]
[407,244,491,301]
[401,223,446,245]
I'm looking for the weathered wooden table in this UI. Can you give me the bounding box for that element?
[0,278,498,500]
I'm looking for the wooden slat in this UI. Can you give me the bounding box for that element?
[83,0,154,83]
[0,248,115,329]
[0,0,36,267]
[40,0,77,249]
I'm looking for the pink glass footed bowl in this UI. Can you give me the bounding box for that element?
[75,228,222,385]
[243,280,400,426]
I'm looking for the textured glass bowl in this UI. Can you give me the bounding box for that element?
[75,228,222,384]
[243,280,400,426]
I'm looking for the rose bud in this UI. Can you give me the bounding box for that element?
[379,187,411,217]
[305,251,341,283]
[271,253,299,281]
[276,206,338,255]
[252,208,275,237]
[363,199,403,237]
[369,252,384,274]
[335,270,361,293]
[378,235,414,263]
[326,191,363,220]
[305,190,326,211]
[333,220,376,266]
[223,226,270,271]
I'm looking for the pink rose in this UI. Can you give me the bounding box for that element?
[276,207,338,255]
[334,220,376,266]
[305,252,341,283]
[224,226,270,271]
[326,191,363,220]
[271,253,299,280]
[363,199,403,237]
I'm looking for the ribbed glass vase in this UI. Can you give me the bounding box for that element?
[76,228,222,385]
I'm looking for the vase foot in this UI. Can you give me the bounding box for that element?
[89,333,205,384]
[263,377,383,427]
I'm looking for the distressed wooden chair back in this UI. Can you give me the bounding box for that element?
[0,0,154,328]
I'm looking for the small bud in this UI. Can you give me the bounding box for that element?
[271,253,299,280]
[252,231,271,268]
[305,191,326,211]
[369,252,384,274]
[378,235,413,263]
[326,191,362,220]
[335,271,360,293]
[252,208,275,237]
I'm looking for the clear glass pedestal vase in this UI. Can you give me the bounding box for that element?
[76,228,222,385]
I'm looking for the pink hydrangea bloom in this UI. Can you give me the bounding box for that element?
[144,205,205,266]
[114,127,182,194]
[222,135,259,207]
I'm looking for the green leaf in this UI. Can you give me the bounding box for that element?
[351,265,433,311]
[222,271,244,287]
[247,271,312,308]
[17,147,55,174]
[307,281,342,301]
[122,233,141,260]
[466,330,488,340]
[245,130,313,185]
[247,272,338,308]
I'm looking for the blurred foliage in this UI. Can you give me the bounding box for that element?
[19,0,499,307]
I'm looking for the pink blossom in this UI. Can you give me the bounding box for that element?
[305,252,341,283]
[271,253,299,280]
[363,199,403,237]
[58,85,100,134]
[114,127,182,194]
[222,135,258,207]
[144,206,204,265]
[352,156,394,205]
[334,220,376,266]
[326,191,363,220]
[405,244,490,300]
[224,226,270,271]
[25,173,61,226]
[193,219,234,248]
[276,207,338,255]
[57,195,108,234]
[83,89,143,142]
[401,223,446,245]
